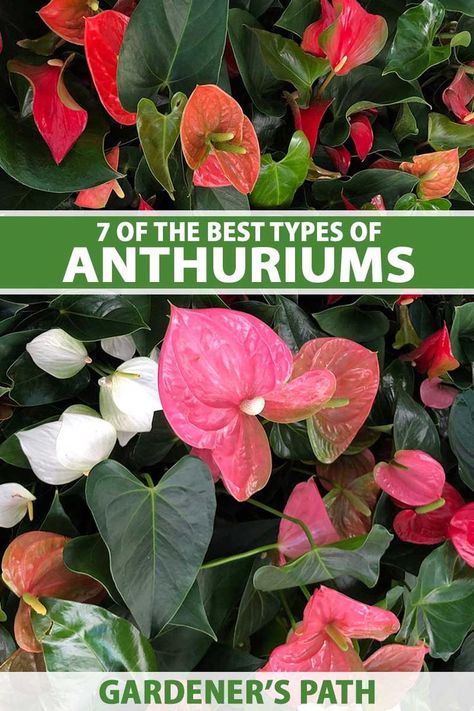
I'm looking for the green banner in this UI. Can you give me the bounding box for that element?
[0,212,470,292]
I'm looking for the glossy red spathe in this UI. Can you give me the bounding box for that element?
[38,0,97,45]
[448,503,474,568]
[400,323,460,379]
[75,145,124,208]
[394,482,465,545]
[443,65,474,125]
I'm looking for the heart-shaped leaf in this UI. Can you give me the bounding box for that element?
[428,113,474,151]
[49,295,148,341]
[250,131,310,208]
[394,390,441,460]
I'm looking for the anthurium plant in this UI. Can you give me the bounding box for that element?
[1,0,474,210]
[0,292,471,672]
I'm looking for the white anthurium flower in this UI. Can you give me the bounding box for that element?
[101,335,136,362]
[16,405,117,485]
[0,483,36,528]
[26,328,91,379]
[99,357,162,446]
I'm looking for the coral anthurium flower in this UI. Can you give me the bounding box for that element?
[159,307,337,501]
[443,65,474,125]
[400,149,460,200]
[448,503,474,568]
[261,586,399,672]
[303,0,388,76]
[278,479,339,564]
[400,323,460,379]
[84,10,136,126]
[420,376,458,409]
[0,484,35,528]
[292,338,379,463]
[180,85,260,194]
[374,450,445,509]
[317,449,379,538]
[38,0,98,45]
[8,57,88,165]
[286,92,333,155]
[363,641,428,672]
[2,531,105,652]
[75,145,124,208]
[326,145,351,175]
[394,482,464,545]
[349,112,374,161]
[193,153,232,189]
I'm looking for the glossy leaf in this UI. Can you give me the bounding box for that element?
[449,389,474,491]
[428,112,474,151]
[273,296,322,351]
[49,295,148,340]
[64,534,123,605]
[250,131,310,208]
[275,0,319,37]
[451,302,474,362]
[8,353,90,406]
[394,391,441,460]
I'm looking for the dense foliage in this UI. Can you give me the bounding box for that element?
[0,293,473,672]
[1,0,474,210]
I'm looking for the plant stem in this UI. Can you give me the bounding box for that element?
[143,473,154,488]
[316,69,336,99]
[201,543,279,570]
[300,584,311,601]
[247,498,317,549]
[279,592,297,631]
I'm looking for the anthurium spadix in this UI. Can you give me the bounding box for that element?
[0,484,35,528]
[26,328,91,379]
[99,357,162,446]
[17,406,117,485]
[159,307,337,501]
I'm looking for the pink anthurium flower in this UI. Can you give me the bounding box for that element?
[38,0,97,45]
[292,338,379,463]
[286,93,333,154]
[443,65,474,125]
[261,586,399,672]
[394,482,465,545]
[8,57,88,165]
[374,450,445,509]
[400,323,460,379]
[363,641,428,672]
[420,377,458,409]
[75,145,124,208]
[317,449,379,538]
[302,0,388,76]
[278,479,339,564]
[159,308,337,501]
[349,112,374,161]
[84,10,136,126]
[400,149,460,200]
[448,503,474,568]
[193,153,233,189]
[342,193,386,211]
[326,145,351,174]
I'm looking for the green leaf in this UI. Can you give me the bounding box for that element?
[228,10,285,117]
[273,296,322,351]
[0,106,119,193]
[168,582,216,639]
[254,525,392,591]
[454,633,474,670]
[399,543,474,660]
[128,412,179,468]
[314,303,390,342]
[86,457,216,637]
[49,295,148,341]
[384,0,470,81]
[0,170,69,209]
[428,112,474,151]
[233,557,280,646]
[231,0,276,16]
[64,534,124,606]
[250,28,329,106]
[393,103,419,143]
[0,626,15,665]
[270,421,315,460]
[40,491,78,537]
[275,0,319,37]
[449,389,474,491]
[32,598,157,671]
[0,329,41,382]
[312,170,419,210]
[8,353,90,406]
[193,185,250,210]
[439,0,474,15]
[451,303,474,362]
[137,94,187,199]
[251,131,310,208]
[394,390,441,460]
[372,359,415,425]
[118,0,228,110]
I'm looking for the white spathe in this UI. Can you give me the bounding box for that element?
[0,483,36,528]
[26,328,91,379]
[16,406,117,485]
[99,357,162,446]
[101,335,136,362]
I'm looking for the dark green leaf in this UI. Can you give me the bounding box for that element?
[233,557,280,646]
[169,582,216,639]
[50,295,148,341]
[0,627,15,665]
[454,633,474,670]
[394,390,441,460]
[312,170,418,210]
[451,302,474,362]
[270,421,315,460]
[273,296,322,351]
[193,185,250,210]
[314,303,390,342]
[0,329,41,383]
[440,0,474,15]
[0,170,69,209]
[449,389,474,491]
[40,491,78,537]
[128,412,179,468]
[8,353,90,406]
[275,0,319,36]
[251,131,310,208]
[64,534,124,606]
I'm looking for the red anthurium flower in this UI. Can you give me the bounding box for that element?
[292,338,379,463]
[84,10,136,126]
[448,503,474,568]
[394,482,465,545]
[112,0,137,16]
[396,295,421,306]
[261,586,399,672]
[370,158,400,170]
[400,323,460,379]
[317,449,379,538]
[278,479,339,564]
[303,0,388,76]
[420,376,458,409]
[374,450,445,509]
[349,112,373,161]
[138,196,153,211]
[38,0,97,45]
[180,85,260,194]
[363,641,428,672]
[2,532,104,653]
[224,39,240,79]
[75,145,124,208]
[159,307,337,501]
[326,145,351,175]
[443,65,474,125]
[8,57,88,165]
[460,148,474,173]
[327,295,343,305]
[287,93,333,154]
[400,149,460,200]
